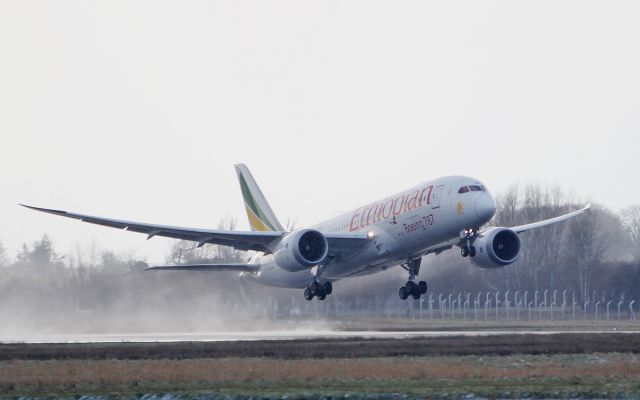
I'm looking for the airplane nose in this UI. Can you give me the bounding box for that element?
[475,193,497,221]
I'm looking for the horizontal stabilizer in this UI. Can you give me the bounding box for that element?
[145,263,259,272]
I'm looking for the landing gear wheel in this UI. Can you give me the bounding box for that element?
[323,282,333,295]
[304,286,313,301]
[310,281,321,296]
[317,292,327,301]
[400,258,425,300]
[460,228,478,259]
[405,280,417,294]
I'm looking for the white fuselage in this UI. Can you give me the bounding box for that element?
[241,176,497,289]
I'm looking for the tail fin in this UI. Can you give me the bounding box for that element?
[235,164,285,232]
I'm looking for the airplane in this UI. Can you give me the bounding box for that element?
[21,164,590,301]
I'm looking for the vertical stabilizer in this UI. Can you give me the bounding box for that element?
[235,164,285,232]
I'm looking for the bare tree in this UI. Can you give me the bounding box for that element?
[0,239,8,268]
[621,205,640,261]
[489,184,570,292]
[562,206,614,302]
[166,217,244,264]
[285,217,298,232]
[493,184,519,227]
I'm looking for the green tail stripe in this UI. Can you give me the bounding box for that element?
[239,173,277,231]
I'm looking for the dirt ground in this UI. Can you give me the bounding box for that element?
[1,332,640,360]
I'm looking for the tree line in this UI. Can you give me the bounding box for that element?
[1,185,639,332]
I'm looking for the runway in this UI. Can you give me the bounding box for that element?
[2,331,640,362]
[1,328,636,344]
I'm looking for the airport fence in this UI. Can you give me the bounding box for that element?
[406,290,637,321]
[281,289,639,321]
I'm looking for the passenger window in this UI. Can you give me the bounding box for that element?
[458,186,469,194]
[469,185,482,192]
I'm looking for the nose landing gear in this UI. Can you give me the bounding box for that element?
[461,246,476,257]
[399,258,428,300]
[460,228,478,258]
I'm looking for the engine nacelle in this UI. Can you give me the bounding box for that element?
[471,227,522,269]
[273,229,329,272]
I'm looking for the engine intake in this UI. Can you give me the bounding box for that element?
[274,229,329,272]
[471,227,521,269]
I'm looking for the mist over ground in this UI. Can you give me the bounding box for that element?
[1,185,640,335]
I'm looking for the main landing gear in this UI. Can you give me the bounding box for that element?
[460,228,478,258]
[303,263,333,301]
[399,258,428,300]
[304,280,332,301]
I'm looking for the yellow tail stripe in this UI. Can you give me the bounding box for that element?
[245,206,273,232]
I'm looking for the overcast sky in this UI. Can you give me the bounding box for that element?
[1,1,638,263]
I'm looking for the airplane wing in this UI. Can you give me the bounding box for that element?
[146,264,259,272]
[448,205,591,252]
[21,204,373,256]
[20,205,284,253]
[509,204,591,234]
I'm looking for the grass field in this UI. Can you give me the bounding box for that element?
[332,317,640,332]
[1,353,640,398]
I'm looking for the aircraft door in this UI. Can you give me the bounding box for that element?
[431,185,444,209]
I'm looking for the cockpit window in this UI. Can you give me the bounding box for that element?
[458,186,469,194]
[469,185,482,192]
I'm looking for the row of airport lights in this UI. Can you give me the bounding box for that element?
[413,290,637,321]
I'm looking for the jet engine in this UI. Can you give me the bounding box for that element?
[470,228,522,269]
[274,229,329,272]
